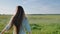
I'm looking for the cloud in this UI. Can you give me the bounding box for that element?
[0,0,60,14]
[22,0,60,14]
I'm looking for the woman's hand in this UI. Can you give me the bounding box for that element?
[1,29,6,34]
[0,33,1,34]
[1,31,4,34]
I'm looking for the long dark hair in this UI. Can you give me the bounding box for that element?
[11,6,24,34]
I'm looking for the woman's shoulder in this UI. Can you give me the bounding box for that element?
[24,17,27,20]
[22,17,28,23]
[22,17,28,26]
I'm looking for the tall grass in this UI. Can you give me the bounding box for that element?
[0,14,60,34]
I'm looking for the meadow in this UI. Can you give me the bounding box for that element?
[0,14,60,34]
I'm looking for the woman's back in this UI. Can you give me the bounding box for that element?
[13,18,31,34]
[4,18,31,34]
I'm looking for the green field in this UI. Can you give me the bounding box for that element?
[0,14,60,34]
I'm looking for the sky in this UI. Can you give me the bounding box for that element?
[0,0,60,14]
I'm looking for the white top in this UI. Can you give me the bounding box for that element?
[4,18,31,34]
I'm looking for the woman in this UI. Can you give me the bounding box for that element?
[1,6,32,34]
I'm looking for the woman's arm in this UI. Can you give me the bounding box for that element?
[1,22,13,34]
[1,17,13,34]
